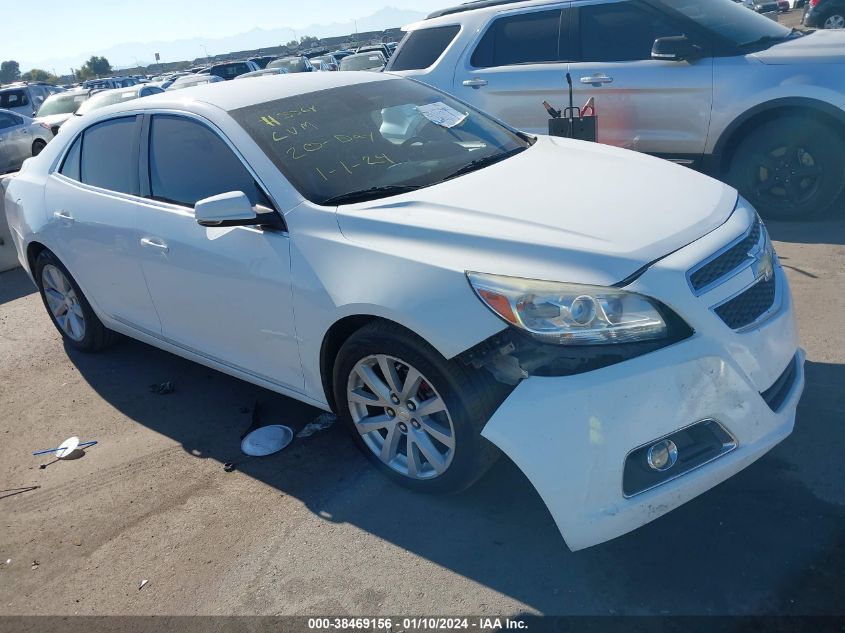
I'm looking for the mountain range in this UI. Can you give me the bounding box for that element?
[20,7,426,73]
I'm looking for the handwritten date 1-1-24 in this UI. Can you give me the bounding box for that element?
[315,154,395,181]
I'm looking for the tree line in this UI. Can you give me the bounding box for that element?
[0,56,113,85]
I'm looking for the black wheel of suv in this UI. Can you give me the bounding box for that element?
[34,249,116,352]
[32,139,47,157]
[333,321,513,493]
[726,116,845,221]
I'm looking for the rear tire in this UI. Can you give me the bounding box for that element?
[333,321,513,493]
[726,116,845,221]
[34,249,116,352]
[32,139,47,157]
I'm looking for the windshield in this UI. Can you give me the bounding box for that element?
[229,78,528,205]
[76,89,139,115]
[36,93,87,116]
[656,0,791,45]
[340,54,385,71]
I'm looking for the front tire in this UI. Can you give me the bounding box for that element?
[34,249,115,352]
[333,322,512,493]
[726,116,845,221]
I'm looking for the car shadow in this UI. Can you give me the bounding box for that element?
[766,215,845,246]
[0,267,36,305]
[66,339,845,615]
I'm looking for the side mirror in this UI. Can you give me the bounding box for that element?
[652,36,702,62]
[195,191,259,227]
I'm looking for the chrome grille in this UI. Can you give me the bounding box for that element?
[688,215,781,331]
[713,275,777,330]
[689,222,762,293]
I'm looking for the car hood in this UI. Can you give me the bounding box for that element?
[35,113,74,127]
[336,137,737,286]
[751,30,845,64]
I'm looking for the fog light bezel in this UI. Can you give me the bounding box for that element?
[622,419,738,498]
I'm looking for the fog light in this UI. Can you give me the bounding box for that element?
[647,439,678,472]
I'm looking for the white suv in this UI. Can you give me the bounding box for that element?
[387,0,845,220]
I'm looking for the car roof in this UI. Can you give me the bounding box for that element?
[43,88,90,100]
[345,51,386,60]
[100,71,396,114]
[426,0,554,18]
[0,107,29,117]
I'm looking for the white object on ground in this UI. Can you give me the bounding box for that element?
[55,437,80,459]
[240,425,293,457]
[297,413,337,439]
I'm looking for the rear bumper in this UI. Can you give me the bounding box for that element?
[481,204,804,551]
[802,6,823,25]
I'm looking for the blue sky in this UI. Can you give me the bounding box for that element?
[5,1,446,71]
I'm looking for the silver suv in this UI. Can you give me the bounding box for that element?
[387,0,845,220]
[0,83,54,118]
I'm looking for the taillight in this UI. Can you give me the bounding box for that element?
[809,0,820,7]
[38,122,51,131]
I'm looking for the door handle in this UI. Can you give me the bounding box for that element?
[580,73,613,85]
[140,237,169,253]
[462,78,488,88]
[53,210,74,223]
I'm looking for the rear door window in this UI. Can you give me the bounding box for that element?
[388,25,461,71]
[147,115,270,208]
[471,9,567,67]
[80,117,139,194]
[0,112,22,129]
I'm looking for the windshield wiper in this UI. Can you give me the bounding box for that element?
[440,147,527,183]
[321,184,422,206]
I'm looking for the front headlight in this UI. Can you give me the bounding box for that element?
[467,272,668,345]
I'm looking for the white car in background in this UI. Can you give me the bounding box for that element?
[4,73,804,550]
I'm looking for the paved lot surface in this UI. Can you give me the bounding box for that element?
[1,212,843,616]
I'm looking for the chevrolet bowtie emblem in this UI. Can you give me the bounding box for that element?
[751,246,775,283]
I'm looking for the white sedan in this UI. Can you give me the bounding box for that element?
[3,72,804,550]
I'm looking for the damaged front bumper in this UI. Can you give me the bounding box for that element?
[478,207,804,551]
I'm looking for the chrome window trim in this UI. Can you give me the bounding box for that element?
[621,418,738,499]
[47,107,285,224]
[686,216,764,297]
[142,109,283,219]
[709,263,784,333]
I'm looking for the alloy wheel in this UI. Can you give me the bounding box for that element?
[41,264,86,342]
[751,144,822,207]
[824,14,845,28]
[347,354,456,480]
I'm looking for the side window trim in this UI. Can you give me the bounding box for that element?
[53,115,142,196]
[143,112,286,230]
[468,3,572,69]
